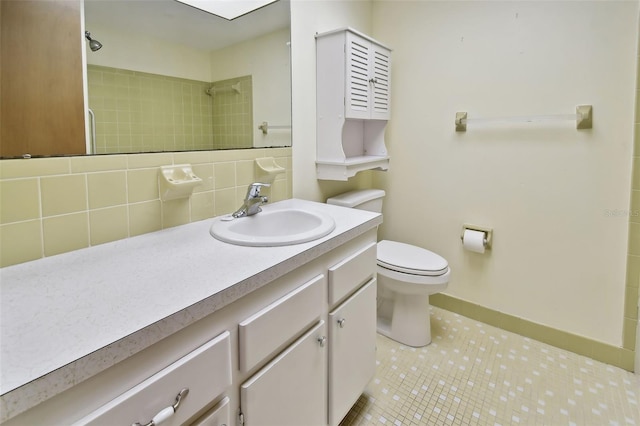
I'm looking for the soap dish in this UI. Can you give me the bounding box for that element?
[255,157,285,184]
[159,164,202,201]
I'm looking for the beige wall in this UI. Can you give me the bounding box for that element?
[86,22,212,82]
[210,28,292,149]
[370,1,638,348]
[632,20,640,368]
[0,148,292,268]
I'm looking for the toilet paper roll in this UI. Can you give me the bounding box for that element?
[463,229,486,253]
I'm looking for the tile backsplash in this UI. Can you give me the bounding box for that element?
[0,148,291,267]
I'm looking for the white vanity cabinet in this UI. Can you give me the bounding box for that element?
[236,236,378,426]
[316,27,392,180]
[1,208,381,426]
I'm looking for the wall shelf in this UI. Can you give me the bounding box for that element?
[316,155,390,180]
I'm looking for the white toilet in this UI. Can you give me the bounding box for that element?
[327,189,450,347]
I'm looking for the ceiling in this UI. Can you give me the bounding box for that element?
[84,0,290,51]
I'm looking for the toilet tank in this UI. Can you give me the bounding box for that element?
[326,189,385,213]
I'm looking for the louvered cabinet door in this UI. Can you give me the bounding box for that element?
[345,32,372,120]
[370,44,391,120]
[345,32,392,121]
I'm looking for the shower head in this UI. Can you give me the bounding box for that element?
[85,31,102,52]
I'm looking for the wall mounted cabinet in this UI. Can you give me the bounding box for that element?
[316,28,392,180]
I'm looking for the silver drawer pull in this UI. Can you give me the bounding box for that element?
[132,388,189,426]
[337,318,346,328]
[317,336,327,347]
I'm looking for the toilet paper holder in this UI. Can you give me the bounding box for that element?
[460,224,493,249]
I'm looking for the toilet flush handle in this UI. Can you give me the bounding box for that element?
[337,318,346,328]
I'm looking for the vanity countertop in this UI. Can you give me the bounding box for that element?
[0,198,381,422]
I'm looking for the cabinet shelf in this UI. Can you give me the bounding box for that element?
[316,155,390,181]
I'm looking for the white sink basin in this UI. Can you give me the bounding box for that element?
[210,208,336,246]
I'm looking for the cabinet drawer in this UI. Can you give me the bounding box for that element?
[73,331,232,426]
[328,242,376,306]
[191,396,230,426]
[239,274,324,372]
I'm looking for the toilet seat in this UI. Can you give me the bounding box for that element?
[377,240,449,277]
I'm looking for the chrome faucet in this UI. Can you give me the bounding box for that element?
[232,182,271,218]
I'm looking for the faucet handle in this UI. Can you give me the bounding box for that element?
[247,182,271,198]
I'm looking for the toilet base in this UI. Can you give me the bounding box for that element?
[376,293,432,347]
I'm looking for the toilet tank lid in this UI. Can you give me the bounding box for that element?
[326,189,386,208]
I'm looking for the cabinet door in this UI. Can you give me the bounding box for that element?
[241,321,327,426]
[345,32,391,121]
[1,0,86,158]
[345,32,373,120]
[328,279,377,426]
[370,44,391,120]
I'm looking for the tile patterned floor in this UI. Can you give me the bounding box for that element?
[341,306,640,426]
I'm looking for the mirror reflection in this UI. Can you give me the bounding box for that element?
[85,0,291,155]
[0,0,291,159]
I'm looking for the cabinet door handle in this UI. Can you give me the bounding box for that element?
[337,318,346,328]
[317,336,327,347]
[132,388,189,426]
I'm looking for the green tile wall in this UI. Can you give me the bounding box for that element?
[87,65,216,153]
[210,76,253,150]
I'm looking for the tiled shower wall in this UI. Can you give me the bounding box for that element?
[0,148,292,268]
[211,76,253,150]
[87,66,254,154]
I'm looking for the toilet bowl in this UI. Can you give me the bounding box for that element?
[376,240,450,347]
[326,189,450,347]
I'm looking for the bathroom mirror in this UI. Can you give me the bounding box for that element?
[0,0,291,158]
